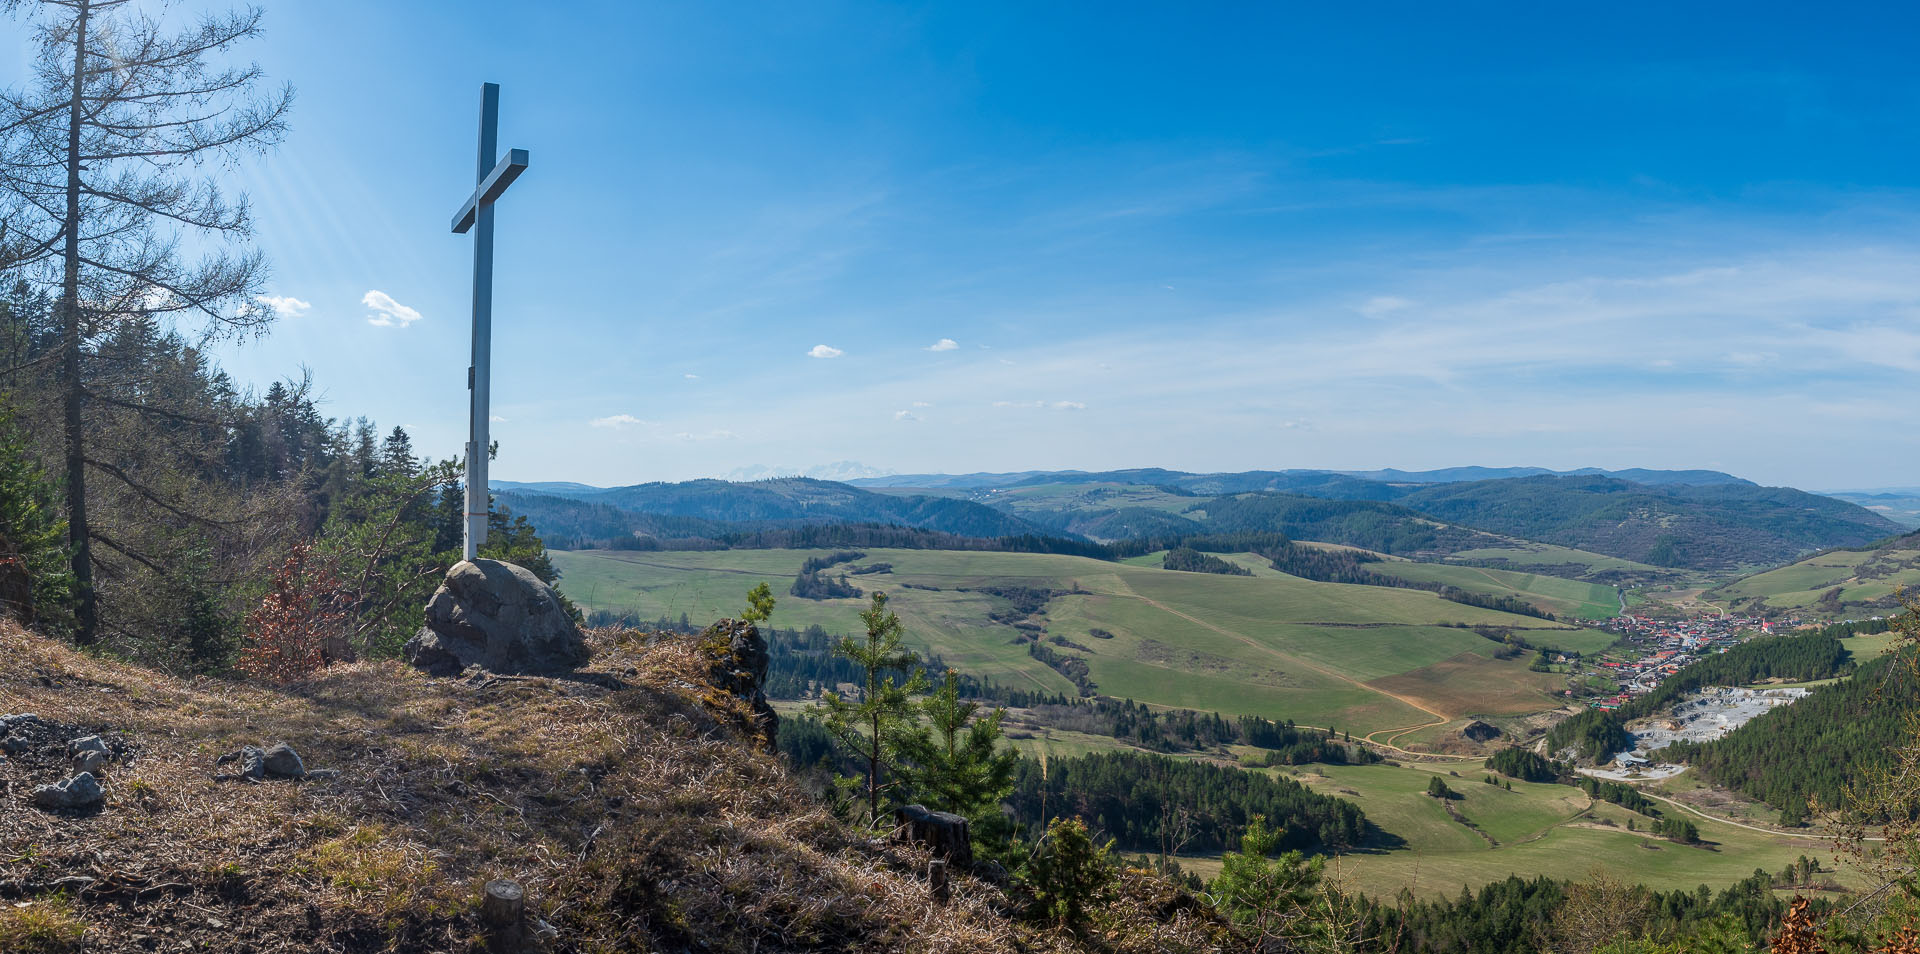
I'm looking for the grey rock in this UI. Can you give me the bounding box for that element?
[262,743,305,778]
[0,737,25,756]
[403,559,589,677]
[71,750,106,776]
[68,735,110,757]
[32,772,104,810]
[0,713,40,734]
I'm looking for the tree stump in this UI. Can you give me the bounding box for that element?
[482,879,530,952]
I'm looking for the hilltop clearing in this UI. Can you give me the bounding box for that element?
[2,621,1219,954]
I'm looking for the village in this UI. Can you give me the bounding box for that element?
[1585,612,1789,707]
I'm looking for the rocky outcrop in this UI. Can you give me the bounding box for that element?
[700,618,778,751]
[1462,720,1502,743]
[404,560,590,677]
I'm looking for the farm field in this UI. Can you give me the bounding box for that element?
[1708,535,1920,617]
[1176,759,1849,899]
[552,547,1597,734]
[1364,561,1623,620]
[1441,543,1670,576]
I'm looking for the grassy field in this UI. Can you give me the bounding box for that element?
[1442,543,1669,576]
[1365,562,1623,620]
[1709,537,1920,617]
[553,547,1597,734]
[1175,759,1847,899]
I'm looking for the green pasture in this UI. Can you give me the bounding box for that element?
[1365,562,1622,621]
[552,547,1585,733]
[1708,541,1920,616]
[1177,759,1848,899]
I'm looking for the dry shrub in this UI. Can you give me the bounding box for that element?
[236,544,348,682]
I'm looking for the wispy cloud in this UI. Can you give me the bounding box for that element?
[675,429,737,441]
[255,294,311,318]
[808,344,844,358]
[590,414,648,429]
[926,338,959,352]
[893,410,918,422]
[684,373,701,380]
[1358,296,1414,318]
[489,415,508,423]
[993,400,1086,410]
[362,290,422,328]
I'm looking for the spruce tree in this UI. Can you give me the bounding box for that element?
[819,591,927,827]
[898,669,1018,822]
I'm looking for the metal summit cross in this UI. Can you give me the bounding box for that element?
[450,82,529,561]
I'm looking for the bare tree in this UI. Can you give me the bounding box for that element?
[0,0,291,642]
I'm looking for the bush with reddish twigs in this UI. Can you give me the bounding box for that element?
[237,545,348,683]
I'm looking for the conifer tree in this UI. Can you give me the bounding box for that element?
[819,591,926,827]
[1209,815,1325,949]
[0,0,292,643]
[898,669,1018,821]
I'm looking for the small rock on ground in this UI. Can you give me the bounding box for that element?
[32,771,104,810]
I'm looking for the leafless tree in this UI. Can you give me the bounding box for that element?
[0,0,291,642]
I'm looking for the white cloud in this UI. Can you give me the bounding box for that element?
[911,401,933,408]
[489,415,508,423]
[893,410,918,422]
[675,429,737,441]
[255,294,311,319]
[590,414,647,429]
[1358,296,1415,318]
[684,373,701,380]
[993,400,1085,410]
[927,338,959,352]
[808,344,843,359]
[362,290,423,328]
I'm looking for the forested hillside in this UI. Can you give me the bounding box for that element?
[1397,476,1899,569]
[1666,649,1919,824]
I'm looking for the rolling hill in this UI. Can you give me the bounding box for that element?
[1709,531,1920,618]
[551,546,1608,737]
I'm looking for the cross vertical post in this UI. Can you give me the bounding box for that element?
[451,82,529,561]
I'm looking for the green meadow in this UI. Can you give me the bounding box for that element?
[1364,562,1623,620]
[1709,538,1920,616]
[552,547,1597,734]
[1176,759,1847,899]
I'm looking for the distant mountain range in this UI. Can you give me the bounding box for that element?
[495,466,1903,573]
[845,466,1755,490]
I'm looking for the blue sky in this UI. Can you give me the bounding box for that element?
[21,1,1920,488]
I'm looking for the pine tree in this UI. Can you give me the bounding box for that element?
[0,407,71,628]
[819,591,927,827]
[1208,815,1325,949]
[898,669,1018,821]
[1023,817,1114,934]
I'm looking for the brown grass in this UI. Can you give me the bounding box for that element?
[0,623,1059,953]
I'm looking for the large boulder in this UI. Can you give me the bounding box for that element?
[404,560,589,677]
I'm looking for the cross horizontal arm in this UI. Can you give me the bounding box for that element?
[451,147,530,234]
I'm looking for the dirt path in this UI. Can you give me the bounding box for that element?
[1635,788,1864,841]
[1112,578,1452,727]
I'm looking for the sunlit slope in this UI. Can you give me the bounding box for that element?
[1709,532,1920,618]
[1179,760,1846,898]
[552,548,1598,733]
[1363,561,1622,620]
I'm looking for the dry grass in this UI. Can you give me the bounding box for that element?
[0,623,1061,953]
